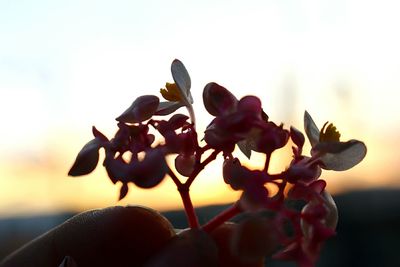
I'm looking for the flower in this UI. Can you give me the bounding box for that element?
[304,111,367,171]
[156,59,196,125]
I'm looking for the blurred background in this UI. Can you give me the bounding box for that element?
[0,0,399,266]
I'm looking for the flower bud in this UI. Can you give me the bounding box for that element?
[133,149,168,188]
[237,96,262,117]
[285,157,321,184]
[300,190,338,239]
[223,158,246,190]
[175,154,196,177]
[254,123,289,154]
[203,82,238,116]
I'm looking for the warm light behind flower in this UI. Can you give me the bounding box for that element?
[0,0,400,216]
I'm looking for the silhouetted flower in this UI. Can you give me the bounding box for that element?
[304,111,367,171]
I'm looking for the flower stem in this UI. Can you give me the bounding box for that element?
[168,168,182,187]
[202,202,242,233]
[185,150,220,187]
[264,152,271,173]
[178,186,200,229]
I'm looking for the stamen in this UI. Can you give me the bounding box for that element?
[160,83,182,102]
[319,121,341,142]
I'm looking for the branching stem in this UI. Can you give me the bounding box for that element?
[178,186,200,229]
[202,202,242,233]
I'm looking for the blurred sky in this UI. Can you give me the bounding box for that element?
[0,0,399,217]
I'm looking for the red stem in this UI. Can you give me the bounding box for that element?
[264,152,271,173]
[170,149,220,229]
[185,150,220,187]
[179,186,200,229]
[202,202,242,233]
[168,168,182,187]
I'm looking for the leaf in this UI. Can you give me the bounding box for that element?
[237,140,252,159]
[119,183,129,200]
[68,139,101,176]
[304,111,320,147]
[92,126,108,142]
[290,126,305,149]
[171,59,193,105]
[168,114,189,129]
[319,140,367,171]
[237,128,261,159]
[116,95,160,123]
[155,101,185,116]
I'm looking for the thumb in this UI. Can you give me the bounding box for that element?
[0,206,175,267]
[143,229,219,267]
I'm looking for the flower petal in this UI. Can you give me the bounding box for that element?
[116,95,160,123]
[321,190,338,230]
[155,101,185,116]
[304,111,320,147]
[319,140,367,171]
[171,59,193,104]
[68,139,101,176]
[312,140,355,154]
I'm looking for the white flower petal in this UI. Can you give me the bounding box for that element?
[304,111,320,147]
[320,140,367,171]
[155,101,185,115]
[116,95,159,123]
[171,59,193,104]
[321,190,338,230]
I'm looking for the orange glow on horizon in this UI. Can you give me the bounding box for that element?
[0,126,399,218]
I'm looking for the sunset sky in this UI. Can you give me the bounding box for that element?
[1,0,399,217]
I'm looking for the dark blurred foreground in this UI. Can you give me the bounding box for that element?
[1,188,399,267]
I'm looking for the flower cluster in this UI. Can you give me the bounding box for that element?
[69,59,366,267]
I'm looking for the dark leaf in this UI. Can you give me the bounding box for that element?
[68,139,101,177]
[119,183,129,200]
[237,139,252,159]
[290,126,305,149]
[92,126,108,142]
